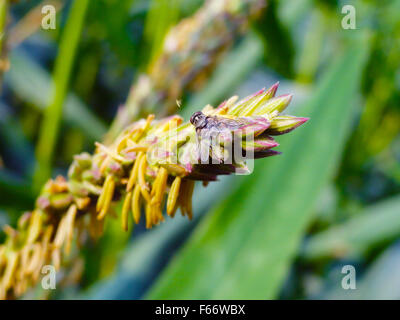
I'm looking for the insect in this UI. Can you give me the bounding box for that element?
[190,110,272,149]
[190,111,241,136]
[190,111,239,164]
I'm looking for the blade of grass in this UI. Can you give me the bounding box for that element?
[6,51,106,140]
[147,32,371,299]
[302,195,400,261]
[33,0,90,192]
[0,0,7,56]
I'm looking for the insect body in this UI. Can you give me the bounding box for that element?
[190,111,271,164]
[190,110,272,150]
[190,111,238,164]
[190,111,240,135]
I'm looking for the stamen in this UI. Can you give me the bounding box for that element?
[116,133,129,153]
[150,169,161,198]
[97,177,115,220]
[96,175,112,212]
[154,168,168,206]
[41,226,53,263]
[127,152,143,192]
[124,144,148,153]
[95,142,126,163]
[26,210,42,244]
[64,205,77,255]
[122,191,132,231]
[19,246,29,277]
[2,251,19,293]
[26,244,41,274]
[51,248,61,271]
[138,155,151,202]
[151,205,158,225]
[53,216,67,249]
[99,156,111,173]
[161,116,182,132]
[167,176,181,217]
[132,184,141,224]
[133,114,155,141]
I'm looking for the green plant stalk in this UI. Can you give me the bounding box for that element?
[33,0,90,192]
[8,51,106,140]
[0,0,7,56]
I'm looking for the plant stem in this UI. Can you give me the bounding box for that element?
[33,0,90,193]
[0,0,7,56]
[0,0,8,76]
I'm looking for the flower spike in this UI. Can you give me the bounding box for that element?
[0,83,308,299]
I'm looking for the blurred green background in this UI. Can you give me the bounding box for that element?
[0,0,399,299]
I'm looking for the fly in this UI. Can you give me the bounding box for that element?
[190,111,241,136]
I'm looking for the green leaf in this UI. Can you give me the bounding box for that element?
[33,0,91,191]
[147,32,370,299]
[302,195,400,261]
[0,0,8,56]
[7,51,106,141]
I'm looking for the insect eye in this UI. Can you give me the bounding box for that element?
[190,111,203,126]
